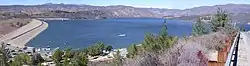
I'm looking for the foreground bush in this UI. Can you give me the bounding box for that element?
[141,25,177,53]
[126,23,178,60]
[122,30,235,66]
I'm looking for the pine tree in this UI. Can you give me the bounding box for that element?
[70,52,88,66]
[159,21,168,37]
[127,44,138,58]
[85,42,106,56]
[96,42,105,53]
[143,33,155,46]
[63,48,72,66]
[113,50,123,66]
[157,23,172,49]
[0,43,8,66]
[52,49,63,65]
[10,53,31,66]
[142,33,159,52]
[31,53,45,65]
[141,22,177,53]
[105,45,113,53]
[211,8,230,32]
[64,48,73,59]
[192,18,208,36]
[10,56,22,66]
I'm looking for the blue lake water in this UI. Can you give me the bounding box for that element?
[27,18,194,49]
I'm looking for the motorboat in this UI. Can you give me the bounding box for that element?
[118,34,126,37]
[247,22,250,25]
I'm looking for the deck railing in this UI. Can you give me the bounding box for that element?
[225,32,240,66]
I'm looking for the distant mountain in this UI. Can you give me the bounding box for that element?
[169,4,250,22]
[0,3,250,22]
[0,4,176,19]
[177,4,250,16]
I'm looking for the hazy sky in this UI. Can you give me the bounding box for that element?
[1,0,250,9]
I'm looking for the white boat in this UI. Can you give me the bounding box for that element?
[247,22,250,25]
[118,34,126,37]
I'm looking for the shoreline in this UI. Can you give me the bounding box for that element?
[36,17,165,21]
[36,17,102,21]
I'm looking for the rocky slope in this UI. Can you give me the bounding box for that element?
[0,3,250,22]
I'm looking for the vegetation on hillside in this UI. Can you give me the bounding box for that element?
[0,43,44,66]
[126,23,178,59]
[83,42,113,56]
[0,8,238,66]
[211,8,231,32]
[50,48,89,66]
[50,42,113,66]
[142,25,177,52]
[52,49,64,65]
[0,44,8,66]
[69,52,88,66]
[104,8,237,66]
[127,44,138,58]
[192,18,208,36]
[31,53,44,65]
[10,53,31,66]
[113,50,123,66]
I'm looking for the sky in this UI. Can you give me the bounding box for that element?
[1,0,250,9]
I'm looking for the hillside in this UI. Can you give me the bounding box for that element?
[0,3,250,22]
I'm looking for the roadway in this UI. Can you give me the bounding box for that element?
[0,19,48,48]
[237,32,250,66]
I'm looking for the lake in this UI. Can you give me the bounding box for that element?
[26,18,194,49]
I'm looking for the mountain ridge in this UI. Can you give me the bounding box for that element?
[0,3,250,22]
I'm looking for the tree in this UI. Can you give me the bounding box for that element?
[0,43,8,66]
[10,56,22,66]
[211,8,230,32]
[63,48,73,66]
[142,33,159,52]
[19,53,32,65]
[127,44,138,58]
[85,42,106,56]
[70,52,88,66]
[31,53,45,65]
[141,23,177,53]
[64,48,73,59]
[159,22,168,37]
[52,49,64,65]
[10,53,31,66]
[86,46,98,56]
[156,24,176,50]
[105,45,113,52]
[113,50,123,66]
[96,42,105,53]
[192,18,208,36]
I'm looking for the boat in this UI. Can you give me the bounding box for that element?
[247,22,250,25]
[118,34,126,37]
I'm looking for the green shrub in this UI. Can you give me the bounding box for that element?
[10,53,32,66]
[141,24,177,53]
[84,42,112,56]
[211,8,231,32]
[127,44,138,58]
[70,52,88,66]
[192,18,208,36]
[113,50,123,66]
[105,45,113,52]
[52,49,64,65]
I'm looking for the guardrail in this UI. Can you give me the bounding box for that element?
[225,32,240,66]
